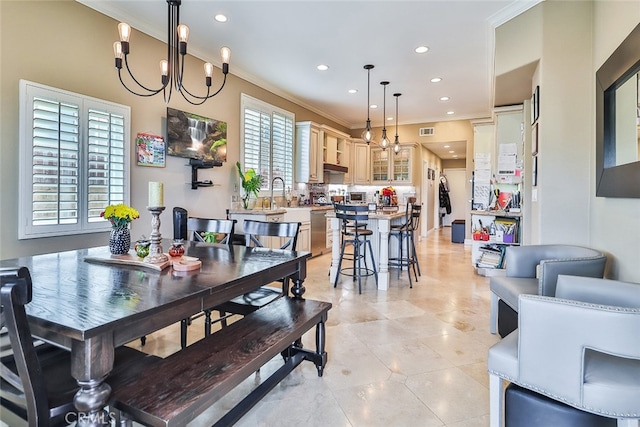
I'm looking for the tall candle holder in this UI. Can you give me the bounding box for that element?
[144,206,169,264]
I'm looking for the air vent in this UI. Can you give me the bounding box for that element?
[419,127,435,136]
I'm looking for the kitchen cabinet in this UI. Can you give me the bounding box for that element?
[370,143,416,184]
[352,141,370,184]
[295,121,322,183]
[283,208,311,253]
[343,139,352,184]
[321,126,350,167]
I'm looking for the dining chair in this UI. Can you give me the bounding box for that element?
[212,219,301,330]
[187,216,236,244]
[176,217,237,348]
[0,266,156,426]
[333,204,378,294]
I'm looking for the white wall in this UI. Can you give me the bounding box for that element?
[495,0,640,282]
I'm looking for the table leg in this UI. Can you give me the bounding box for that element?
[291,257,307,299]
[315,314,327,377]
[71,336,114,427]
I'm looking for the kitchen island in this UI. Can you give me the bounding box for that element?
[327,209,407,291]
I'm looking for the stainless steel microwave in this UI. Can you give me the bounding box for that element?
[348,192,366,203]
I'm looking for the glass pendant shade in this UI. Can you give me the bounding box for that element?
[362,65,375,144]
[362,122,376,144]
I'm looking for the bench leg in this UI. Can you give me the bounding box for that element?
[180,318,188,349]
[204,309,212,337]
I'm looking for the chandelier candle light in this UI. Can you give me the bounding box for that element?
[144,182,169,264]
[113,0,231,105]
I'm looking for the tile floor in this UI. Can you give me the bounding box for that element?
[136,227,500,426]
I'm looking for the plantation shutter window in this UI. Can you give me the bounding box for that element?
[31,97,80,226]
[240,94,294,193]
[19,80,131,239]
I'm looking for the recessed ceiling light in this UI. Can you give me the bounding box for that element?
[446,111,455,115]
[317,64,329,71]
[387,117,393,121]
[452,155,459,158]
[444,145,450,148]
[348,89,358,94]
[370,104,378,109]
[440,96,450,101]
[430,77,442,83]
[214,14,228,23]
[415,46,429,54]
[449,150,455,154]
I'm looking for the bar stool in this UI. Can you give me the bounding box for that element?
[333,204,378,294]
[388,203,422,287]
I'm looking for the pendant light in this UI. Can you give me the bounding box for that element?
[393,93,402,154]
[361,65,376,144]
[379,81,390,150]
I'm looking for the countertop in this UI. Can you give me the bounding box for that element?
[230,205,334,215]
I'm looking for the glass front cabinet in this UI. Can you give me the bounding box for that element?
[370,144,415,184]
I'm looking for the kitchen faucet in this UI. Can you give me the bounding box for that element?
[270,177,285,209]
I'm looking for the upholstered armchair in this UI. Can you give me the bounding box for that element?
[489,244,606,335]
[488,275,640,427]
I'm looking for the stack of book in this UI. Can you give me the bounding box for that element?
[476,245,506,269]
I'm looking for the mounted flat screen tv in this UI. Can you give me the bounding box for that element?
[166,107,227,163]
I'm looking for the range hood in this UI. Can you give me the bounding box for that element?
[323,163,348,173]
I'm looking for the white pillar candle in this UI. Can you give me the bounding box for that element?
[148,181,164,207]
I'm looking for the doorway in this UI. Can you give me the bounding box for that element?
[441,168,466,227]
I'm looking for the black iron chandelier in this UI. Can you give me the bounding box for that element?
[113,0,230,105]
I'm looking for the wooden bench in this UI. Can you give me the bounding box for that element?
[109,297,332,427]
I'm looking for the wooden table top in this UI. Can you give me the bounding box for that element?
[0,240,311,343]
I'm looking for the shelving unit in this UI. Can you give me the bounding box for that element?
[470,211,521,272]
[189,158,222,189]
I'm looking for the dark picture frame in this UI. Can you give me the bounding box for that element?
[595,23,640,198]
[531,123,539,156]
[531,85,540,125]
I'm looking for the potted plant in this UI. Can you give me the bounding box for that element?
[236,161,262,209]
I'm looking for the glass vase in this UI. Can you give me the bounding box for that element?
[109,226,131,255]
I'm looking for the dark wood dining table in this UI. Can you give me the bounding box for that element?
[0,239,311,427]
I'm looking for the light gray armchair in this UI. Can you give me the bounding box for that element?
[489,244,607,334]
[488,275,640,427]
